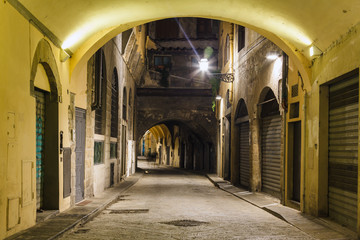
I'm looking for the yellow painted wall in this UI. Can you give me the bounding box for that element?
[0,3,72,238]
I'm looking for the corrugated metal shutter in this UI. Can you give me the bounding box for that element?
[239,121,250,187]
[35,90,45,210]
[328,75,358,231]
[261,114,281,196]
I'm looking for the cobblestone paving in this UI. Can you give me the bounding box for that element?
[59,164,314,240]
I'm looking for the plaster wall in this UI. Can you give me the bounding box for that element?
[0,4,73,238]
[218,24,285,191]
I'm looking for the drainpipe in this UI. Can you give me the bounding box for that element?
[282,52,288,205]
[229,23,234,104]
[298,71,307,213]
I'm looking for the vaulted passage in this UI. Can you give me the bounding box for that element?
[3,1,360,239]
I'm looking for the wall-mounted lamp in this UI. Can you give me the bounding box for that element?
[199,58,234,83]
[266,51,281,60]
[199,58,209,71]
[60,49,71,62]
[309,45,322,58]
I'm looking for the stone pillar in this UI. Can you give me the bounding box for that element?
[250,113,261,192]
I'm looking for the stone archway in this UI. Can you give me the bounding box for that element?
[30,39,62,102]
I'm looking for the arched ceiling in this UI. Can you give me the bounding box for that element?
[147,124,171,141]
[17,0,360,58]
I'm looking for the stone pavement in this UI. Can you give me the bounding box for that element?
[59,163,316,240]
[5,172,143,240]
[206,174,357,240]
[5,164,358,240]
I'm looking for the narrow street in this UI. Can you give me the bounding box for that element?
[59,161,313,240]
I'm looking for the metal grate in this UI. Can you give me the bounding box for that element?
[161,220,208,227]
[109,209,149,214]
[291,84,299,98]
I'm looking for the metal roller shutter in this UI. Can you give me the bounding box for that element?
[328,75,358,230]
[261,114,281,196]
[239,121,250,187]
[35,90,45,210]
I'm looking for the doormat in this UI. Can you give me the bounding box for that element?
[76,200,92,206]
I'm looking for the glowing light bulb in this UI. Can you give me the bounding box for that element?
[199,58,209,71]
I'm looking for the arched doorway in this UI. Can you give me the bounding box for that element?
[259,88,282,198]
[235,99,250,188]
[31,39,62,211]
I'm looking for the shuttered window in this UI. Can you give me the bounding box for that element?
[123,88,127,120]
[111,69,119,138]
[94,49,106,135]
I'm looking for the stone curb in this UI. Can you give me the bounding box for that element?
[205,174,294,223]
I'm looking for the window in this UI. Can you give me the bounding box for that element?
[110,68,119,138]
[110,142,117,159]
[197,19,218,38]
[93,49,107,135]
[128,89,132,120]
[225,34,230,64]
[155,18,179,39]
[154,55,171,70]
[123,88,127,120]
[121,29,133,53]
[94,141,104,164]
[238,25,245,52]
[226,90,231,108]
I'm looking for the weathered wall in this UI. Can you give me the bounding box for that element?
[0,3,72,238]
[217,23,286,191]
[84,32,142,197]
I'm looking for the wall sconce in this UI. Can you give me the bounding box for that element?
[199,58,209,71]
[60,49,71,62]
[309,45,322,58]
[199,58,234,83]
[266,51,281,60]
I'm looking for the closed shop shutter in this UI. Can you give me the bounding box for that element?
[239,121,250,187]
[261,114,281,196]
[328,75,358,230]
[35,90,45,210]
